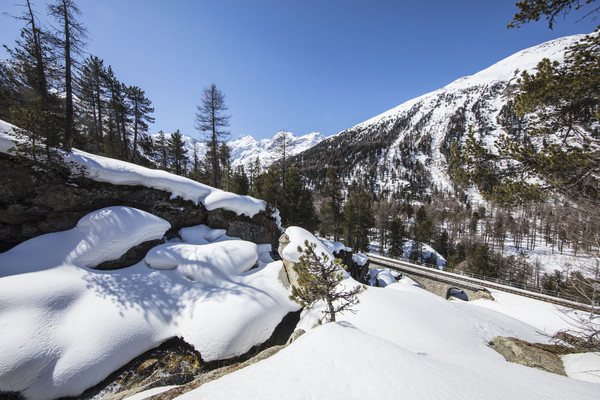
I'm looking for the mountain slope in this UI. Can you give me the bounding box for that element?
[293,34,585,196]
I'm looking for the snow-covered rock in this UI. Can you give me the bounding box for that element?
[0,119,266,218]
[0,207,298,400]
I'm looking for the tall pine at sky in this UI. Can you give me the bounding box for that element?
[195,84,230,188]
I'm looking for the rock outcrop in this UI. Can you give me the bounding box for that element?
[0,153,280,254]
[489,336,566,376]
[83,311,302,400]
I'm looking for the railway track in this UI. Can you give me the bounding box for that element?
[368,254,593,312]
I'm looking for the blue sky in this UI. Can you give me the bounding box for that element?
[1,0,597,141]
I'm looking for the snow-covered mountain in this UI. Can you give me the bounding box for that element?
[153,130,324,170]
[295,34,585,196]
[229,130,324,168]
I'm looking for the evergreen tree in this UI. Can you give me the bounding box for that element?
[229,166,250,195]
[104,66,130,159]
[248,157,261,194]
[4,0,61,161]
[126,85,154,163]
[48,0,87,151]
[454,1,600,208]
[257,165,281,208]
[167,129,187,175]
[343,190,375,252]
[509,0,600,29]
[319,166,344,241]
[434,229,450,258]
[77,55,107,152]
[195,83,230,188]
[290,240,364,323]
[283,166,318,231]
[388,217,406,258]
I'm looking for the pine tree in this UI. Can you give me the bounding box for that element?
[343,190,374,252]
[229,166,250,195]
[257,165,281,207]
[4,0,61,161]
[290,240,364,323]
[126,85,154,163]
[104,66,130,159]
[283,166,318,231]
[78,55,107,152]
[195,83,230,188]
[319,166,343,241]
[155,130,168,170]
[388,217,405,258]
[48,0,87,152]
[508,0,600,29]
[167,130,187,175]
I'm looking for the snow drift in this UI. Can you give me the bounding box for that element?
[0,207,298,400]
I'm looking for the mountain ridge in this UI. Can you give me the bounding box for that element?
[291,33,587,198]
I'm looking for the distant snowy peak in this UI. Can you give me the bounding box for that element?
[229,130,325,168]
[152,130,324,169]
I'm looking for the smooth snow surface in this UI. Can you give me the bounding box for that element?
[176,227,599,399]
[562,353,600,384]
[0,208,298,400]
[0,119,266,217]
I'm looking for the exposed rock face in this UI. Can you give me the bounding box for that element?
[470,289,495,301]
[277,232,299,288]
[489,336,566,376]
[0,154,279,253]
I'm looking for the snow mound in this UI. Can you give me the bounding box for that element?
[0,207,298,400]
[282,226,335,263]
[0,206,170,277]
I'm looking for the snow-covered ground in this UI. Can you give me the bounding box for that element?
[178,233,600,399]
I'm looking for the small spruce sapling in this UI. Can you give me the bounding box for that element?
[290,240,364,323]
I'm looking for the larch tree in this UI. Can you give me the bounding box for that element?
[48,0,87,152]
[195,83,230,188]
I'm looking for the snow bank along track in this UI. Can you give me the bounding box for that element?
[368,254,593,312]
